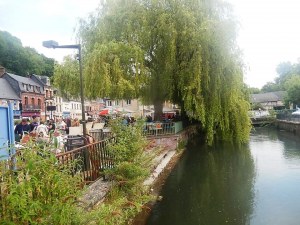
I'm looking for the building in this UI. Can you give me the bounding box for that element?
[30,74,55,120]
[0,77,21,118]
[54,94,63,118]
[89,100,104,119]
[104,98,141,117]
[251,91,287,110]
[2,72,45,118]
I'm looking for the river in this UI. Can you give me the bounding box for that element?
[146,127,300,225]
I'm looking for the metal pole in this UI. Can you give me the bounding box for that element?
[78,45,87,137]
[45,101,47,121]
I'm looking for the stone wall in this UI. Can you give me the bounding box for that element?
[276,120,300,135]
[79,125,199,209]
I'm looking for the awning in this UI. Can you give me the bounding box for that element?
[99,109,109,115]
[21,112,40,117]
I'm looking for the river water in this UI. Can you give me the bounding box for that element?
[146,128,300,225]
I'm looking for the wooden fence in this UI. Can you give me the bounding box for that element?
[56,137,115,183]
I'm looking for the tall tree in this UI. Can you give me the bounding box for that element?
[55,0,251,144]
[0,31,54,76]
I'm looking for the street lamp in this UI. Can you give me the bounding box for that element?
[42,40,87,137]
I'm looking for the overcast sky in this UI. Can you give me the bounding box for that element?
[1,0,300,88]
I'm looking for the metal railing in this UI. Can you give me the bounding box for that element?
[23,104,41,110]
[56,138,115,183]
[276,110,300,123]
[143,121,183,136]
[89,130,113,142]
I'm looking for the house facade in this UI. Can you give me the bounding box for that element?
[30,74,55,120]
[2,73,45,118]
[251,91,287,110]
[0,77,21,118]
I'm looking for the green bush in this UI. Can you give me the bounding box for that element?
[0,144,85,224]
[87,119,155,224]
[106,119,153,189]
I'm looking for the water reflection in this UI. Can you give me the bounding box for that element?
[147,128,300,224]
[147,140,256,225]
[250,128,300,225]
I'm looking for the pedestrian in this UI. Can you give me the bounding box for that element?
[30,116,39,132]
[36,121,49,137]
[48,119,56,132]
[14,118,31,139]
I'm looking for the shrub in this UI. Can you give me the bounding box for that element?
[0,144,85,224]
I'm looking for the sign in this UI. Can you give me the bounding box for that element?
[46,106,56,111]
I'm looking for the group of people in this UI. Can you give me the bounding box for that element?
[14,116,57,140]
[122,116,136,125]
[14,116,83,141]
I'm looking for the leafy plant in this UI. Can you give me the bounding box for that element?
[0,144,86,224]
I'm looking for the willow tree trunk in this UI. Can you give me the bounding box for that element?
[154,101,163,121]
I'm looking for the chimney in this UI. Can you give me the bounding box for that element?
[0,66,5,77]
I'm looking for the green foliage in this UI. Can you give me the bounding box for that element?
[284,75,300,106]
[261,61,300,106]
[53,56,81,99]
[0,122,155,225]
[0,145,85,224]
[57,0,249,145]
[247,87,261,94]
[106,119,152,191]
[261,82,281,93]
[0,31,54,76]
[86,119,154,225]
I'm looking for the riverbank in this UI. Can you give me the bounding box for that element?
[79,135,188,209]
[133,149,185,225]
[78,126,198,224]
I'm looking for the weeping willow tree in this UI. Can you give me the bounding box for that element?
[54,0,251,144]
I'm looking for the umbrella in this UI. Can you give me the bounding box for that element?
[99,109,109,115]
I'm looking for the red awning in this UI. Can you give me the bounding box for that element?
[99,109,109,115]
[22,112,41,117]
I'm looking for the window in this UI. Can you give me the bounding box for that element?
[126,99,131,105]
[107,100,112,106]
[31,98,34,105]
[115,100,119,106]
[37,99,41,107]
[24,97,28,105]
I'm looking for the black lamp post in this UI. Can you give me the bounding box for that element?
[42,40,87,137]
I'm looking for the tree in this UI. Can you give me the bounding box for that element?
[284,75,300,107]
[53,56,81,99]
[55,0,251,144]
[0,31,54,76]
[247,87,261,94]
[261,82,281,93]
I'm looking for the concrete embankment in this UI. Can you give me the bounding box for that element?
[276,120,300,135]
[79,126,198,210]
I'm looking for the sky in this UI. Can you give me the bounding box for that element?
[1,0,300,88]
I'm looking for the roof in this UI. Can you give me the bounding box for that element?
[7,73,40,86]
[6,73,44,94]
[251,91,287,103]
[0,78,20,100]
[31,74,51,86]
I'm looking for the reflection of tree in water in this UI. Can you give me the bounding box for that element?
[274,128,300,160]
[147,140,256,225]
[254,127,300,160]
[251,127,279,141]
